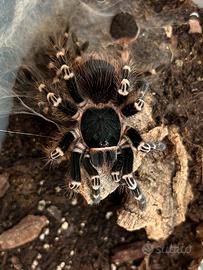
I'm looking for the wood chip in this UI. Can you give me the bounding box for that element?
[0,215,48,250]
[111,241,146,264]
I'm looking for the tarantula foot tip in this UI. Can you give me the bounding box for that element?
[92,194,101,205]
[118,89,129,96]
[138,197,147,211]
[69,181,81,191]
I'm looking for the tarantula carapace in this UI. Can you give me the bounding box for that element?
[33,30,166,209]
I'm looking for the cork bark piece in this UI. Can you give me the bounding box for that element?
[117,126,192,240]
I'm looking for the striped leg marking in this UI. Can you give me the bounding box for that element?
[123,175,146,210]
[118,65,131,96]
[47,93,62,107]
[91,176,101,204]
[83,154,100,204]
[111,151,123,183]
[138,141,166,153]
[69,142,86,192]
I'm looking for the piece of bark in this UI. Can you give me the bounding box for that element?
[111,241,146,264]
[117,126,192,240]
[0,215,48,250]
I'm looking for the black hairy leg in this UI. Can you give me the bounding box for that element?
[111,151,123,183]
[48,30,86,106]
[50,131,77,160]
[121,143,146,209]
[118,65,131,97]
[125,127,143,148]
[83,154,101,204]
[69,141,86,192]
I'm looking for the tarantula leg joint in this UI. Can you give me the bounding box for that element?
[51,147,64,160]
[56,48,65,58]
[60,64,74,80]
[123,174,137,190]
[91,176,100,190]
[134,98,144,111]
[69,181,81,191]
[47,93,62,107]
[38,83,46,92]
[111,172,121,183]
[118,79,130,96]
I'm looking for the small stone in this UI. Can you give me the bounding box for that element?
[80,222,85,228]
[55,237,59,241]
[71,198,78,206]
[164,25,173,38]
[105,211,113,220]
[70,250,75,256]
[31,260,39,269]
[37,253,42,260]
[60,262,66,267]
[38,200,46,211]
[44,228,50,235]
[0,215,48,250]
[111,264,117,270]
[55,186,62,193]
[43,243,50,250]
[39,234,45,241]
[175,59,183,67]
[61,222,69,231]
[57,228,62,235]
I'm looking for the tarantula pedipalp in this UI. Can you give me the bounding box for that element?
[34,32,166,208]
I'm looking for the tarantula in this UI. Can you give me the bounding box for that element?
[31,22,166,209]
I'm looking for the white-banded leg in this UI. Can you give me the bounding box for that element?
[111,150,123,183]
[138,141,166,153]
[118,65,131,96]
[69,141,86,192]
[50,131,77,161]
[37,83,79,118]
[135,79,149,109]
[121,79,149,117]
[123,174,146,209]
[122,143,146,210]
[60,64,86,106]
[83,154,101,204]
